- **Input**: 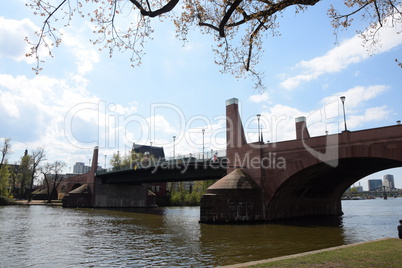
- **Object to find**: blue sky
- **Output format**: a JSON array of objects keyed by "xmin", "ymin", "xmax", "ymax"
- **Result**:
[{"xmin": 1, "ymin": 1, "xmax": 402, "ymax": 190}]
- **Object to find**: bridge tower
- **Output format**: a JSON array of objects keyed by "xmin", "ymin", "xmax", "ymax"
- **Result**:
[{"xmin": 200, "ymin": 98, "xmax": 265, "ymax": 223}]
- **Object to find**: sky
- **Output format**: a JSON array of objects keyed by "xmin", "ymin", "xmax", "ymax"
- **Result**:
[{"xmin": 1, "ymin": 1, "xmax": 402, "ymax": 190}]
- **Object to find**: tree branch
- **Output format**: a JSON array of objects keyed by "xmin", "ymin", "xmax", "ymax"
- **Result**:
[
  {"xmin": 245, "ymin": 20, "xmax": 266, "ymax": 71},
  {"xmin": 128, "ymin": 0, "xmax": 180, "ymax": 17},
  {"xmin": 332, "ymin": 2, "xmax": 370, "ymax": 21},
  {"xmin": 373, "ymin": 0, "xmax": 383, "ymax": 27},
  {"xmin": 218, "ymin": 0, "xmax": 244, "ymax": 37},
  {"xmin": 199, "ymin": 22, "xmax": 220, "ymax": 31},
  {"xmin": 219, "ymin": 0, "xmax": 320, "ymax": 34},
  {"xmin": 36, "ymin": 0, "xmax": 68, "ymax": 52}
]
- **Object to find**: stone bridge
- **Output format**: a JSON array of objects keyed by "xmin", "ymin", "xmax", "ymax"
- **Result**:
[
  {"xmin": 59, "ymin": 148, "xmax": 226, "ymax": 208},
  {"xmin": 199, "ymin": 98, "xmax": 402, "ymax": 223}
]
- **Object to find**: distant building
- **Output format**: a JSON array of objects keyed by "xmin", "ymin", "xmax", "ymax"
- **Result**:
[
  {"xmin": 356, "ymin": 186, "xmax": 363, "ymax": 193},
  {"xmin": 383, "ymin": 174, "xmax": 395, "ymax": 190},
  {"xmin": 73, "ymin": 162, "xmax": 85, "ymax": 174},
  {"xmin": 368, "ymin": 179, "xmax": 382, "ymax": 191},
  {"xmin": 83, "ymin": 165, "xmax": 91, "ymax": 173},
  {"xmin": 132, "ymin": 143, "xmax": 167, "ymax": 196},
  {"xmin": 132, "ymin": 143, "xmax": 165, "ymax": 160}
]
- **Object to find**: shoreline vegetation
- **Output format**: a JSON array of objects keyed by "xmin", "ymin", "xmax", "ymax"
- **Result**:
[
  {"xmin": 0, "ymin": 196, "xmax": 16, "ymax": 205},
  {"xmin": 222, "ymin": 238, "xmax": 402, "ymax": 268}
]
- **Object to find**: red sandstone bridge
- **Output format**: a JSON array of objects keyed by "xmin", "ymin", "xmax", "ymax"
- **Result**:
[{"xmin": 60, "ymin": 98, "xmax": 402, "ymax": 223}]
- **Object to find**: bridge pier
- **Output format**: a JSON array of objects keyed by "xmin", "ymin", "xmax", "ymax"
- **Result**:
[
  {"xmin": 200, "ymin": 169, "xmax": 264, "ymax": 223},
  {"xmin": 61, "ymin": 147, "xmax": 156, "ymax": 208},
  {"xmin": 93, "ymin": 177, "xmax": 155, "ymax": 208}
]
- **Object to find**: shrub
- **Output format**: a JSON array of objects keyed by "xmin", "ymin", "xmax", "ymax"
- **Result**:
[{"xmin": 0, "ymin": 195, "xmax": 14, "ymax": 205}]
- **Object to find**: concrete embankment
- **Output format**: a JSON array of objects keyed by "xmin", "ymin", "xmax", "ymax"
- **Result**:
[{"xmin": 14, "ymin": 200, "xmax": 62, "ymax": 206}]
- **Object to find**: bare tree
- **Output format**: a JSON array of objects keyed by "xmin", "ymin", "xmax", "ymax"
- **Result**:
[
  {"xmin": 50, "ymin": 161, "xmax": 66, "ymax": 202},
  {"xmin": 0, "ymin": 138, "xmax": 12, "ymax": 198},
  {"xmin": 41, "ymin": 161, "xmax": 66, "ymax": 203},
  {"xmin": 28, "ymin": 148, "xmax": 46, "ymax": 202},
  {"xmin": 0, "ymin": 138, "xmax": 11, "ymax": 170},
  {"xmin": 40, "ymin": 163, "xmax": 53, "ymax": 202},
  {"xmin": 26, "ymin": 0, "xmax": 402, "ymax": 89}
]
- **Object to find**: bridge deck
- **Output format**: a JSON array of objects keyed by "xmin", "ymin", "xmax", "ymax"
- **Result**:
[{"xmin": 96, "ymin": 159, "xmax": 227, "ymax": 184}]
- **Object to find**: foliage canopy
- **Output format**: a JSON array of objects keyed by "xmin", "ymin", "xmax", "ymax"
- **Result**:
[{"xmin": 26, "ymin": 0, "xmax": 402, "ymax": 89}]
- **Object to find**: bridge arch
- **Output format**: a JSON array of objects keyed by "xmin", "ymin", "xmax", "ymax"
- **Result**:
[
  {"xmin": 266, "ymin": 157, "xmax": 402, "ymax": 220},
  {"xmin": 60, "ymin": 185, "xmax": 67, "ymax": 194},
  {"xmin": 71, "ymin": 183, "xmax": 82, "ymax": 192}
]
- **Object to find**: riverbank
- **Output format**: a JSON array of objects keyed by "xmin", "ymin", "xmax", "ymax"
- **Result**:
[
  {"xmin": 221, "ymin": 238, "xmax": 401, "ymax": 267},
  {"xmin": 13, "ymin": 200, "xmax": 62, "ymax": 206}
]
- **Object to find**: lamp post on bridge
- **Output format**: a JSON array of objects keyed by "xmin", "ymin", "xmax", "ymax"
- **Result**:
[
  {"xmin": 104, "ymin": 154, "xmax": 107, "ymax": 170},
  {"xmin": 340, "ymin": 96, "xmax": 348, "ymax": 131},
  {"xmin": 173, "ymin": 136, "xmax": 176, "ymax": 160},
  {"xmin": 202, "ymin": 129, "xmax": 205, "ymax": 160},
  {"xmin": 257, "ymin": 114, "xmax": 261, "ymax": 142}
]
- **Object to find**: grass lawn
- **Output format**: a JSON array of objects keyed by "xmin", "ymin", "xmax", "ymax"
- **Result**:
[{"xmin": 226, "ymin": 238, "xmax": 402, "ymax": 268}]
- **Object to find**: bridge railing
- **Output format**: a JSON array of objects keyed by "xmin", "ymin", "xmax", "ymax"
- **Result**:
[
  {"xmin": 97, "ymin": 149, "xmax": 226, "ymax": 175},
  {"xmin": 165, "ymin": 149, "xmax": 226, "ymax": 162}
]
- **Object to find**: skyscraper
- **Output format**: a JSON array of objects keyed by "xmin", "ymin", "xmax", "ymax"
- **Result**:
[
  {"xmin": 383, "ymin": 174, "xmax": 395, "ymax": 190},
  {"xmin": 73, "ymin": 162, "xmax": 85, "ymax": 174},
  {"xmin": 368, "ymin": 179, "xmax": 382, "ymax": 191}
]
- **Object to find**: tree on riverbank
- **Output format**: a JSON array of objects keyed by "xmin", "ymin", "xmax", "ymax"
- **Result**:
[
  {"xmin": 0, "ymin": 138, "xmax": 12, "ymax": 198},
  {"xmin": 18, "ymin": 151, "xmax": 32, "ymax": 197},
  {"xmin": 26, "ymin": 0, "xmax": 402, "ymax": 89},
  {"xmin": 110, "ymin": 150, "xmax": 155, "ymax": 170},
  {"xmin": 168, "ymin": 180, "xmax": 215, "ymax": 206},
  {"xmin": 41, "ymin": 160, "xmax": 66, "ymax": 202},
  {"xmin": 27, "ymin": 148, "xmax": 46, "ymax": 202},
  {"xmin": 0, "ymin": 164, "xmax": 11, "ymax": 198},
  {"xmin": 0, "ymin": 138, "xmax": 11, "ymax": 170}
]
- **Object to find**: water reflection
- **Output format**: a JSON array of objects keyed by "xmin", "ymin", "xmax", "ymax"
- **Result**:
[
  {"xmin": 0, "ymin": 198, "xmax": 401, "ymax": 267},
  {"xmin": 199, "ymin": 218, "xmax": 346, "ymax": 265}
]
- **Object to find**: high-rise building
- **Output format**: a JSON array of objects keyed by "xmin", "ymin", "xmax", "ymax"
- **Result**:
[
  {"xmin": 383, "ymin": 174, "xmax": 395, "ymax": 190},
  {"xmin": 368, "ymin": 179, "xmax": 382, "ymax": 191},
  {"xmin": 73, "ymin": 162, "xmax": 85, "ymax": 174}
]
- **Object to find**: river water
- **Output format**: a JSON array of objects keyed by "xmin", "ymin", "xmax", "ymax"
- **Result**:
[{"xmin": 1, "ymin": 198, "xmax": 401, "ymax": 267}]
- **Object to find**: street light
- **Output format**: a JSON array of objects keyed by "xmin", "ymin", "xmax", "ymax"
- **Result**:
[
  {"xmin": 202, "ymin": 129, "xmax": 205, "ymax": 160},
  {"xmin": 150, "ymin": 142, "xmax": 153, "ymax": 158},
  {"xmin": 340, "ymin": 96, "xmax": 347, "ymax": 131},
  {"xmin": 173, "ymin": 136, "xmax": 176, "ymax": 160},
  {"xmin": 104, "ymin": 154, "xmax": 107, "ymax": 170},
  {"xmin": 257, "ymin": 114, "xmax": 261, "ymax": 142}
]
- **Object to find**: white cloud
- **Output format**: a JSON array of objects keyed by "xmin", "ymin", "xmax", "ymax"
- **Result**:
[
  {"xmin": 280, "ymin": 16, "xmax": 402, "ymax": 90},
  {"xmin": 0, "ymin": 91, "xmax": 19, "ymax": 117},
  {"xmin": 62, "ymin": 30, "xmax": 100, "ymax": 75},
  {"xmin": 249, "ymin": 92, "xmax": 270, "ymax": 103},
  {"xmin": 258, "ymin": 104, "xmax": 305, "ymax": 142},
  {"xmin": 0, "ymin": 73, "xmax": 101, "ymax": 167},
  {"xmin": 348, "ymin": 106, "xmax": 390, "ymax": 128},
  {"xmin": 321, "ymin": 85, "xmax": 389, "ymax": 109},
  {"xmin": 152, "ymin": 114, "xmax": 177, "ymax": 134},
  {"xmin": 257, "ymin": 85, "xmax": 390, "ymax": 142},
  {"xmin": 0, "ymin": 16, "xmax": 99, "ymax": 74},
  {"xmin": 0, "ymin": 17, "xmax": 41, "ymax": 63}
]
